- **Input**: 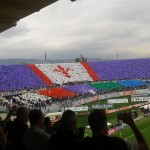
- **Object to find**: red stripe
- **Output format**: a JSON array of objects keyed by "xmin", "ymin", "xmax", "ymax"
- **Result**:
[
  {"xmin": 28, "ymin": 64, "xmax": 53, "ymax": 86},
  {"xmin": 80, "ymin": 62, "xmax": 99, "ymax": 81}
]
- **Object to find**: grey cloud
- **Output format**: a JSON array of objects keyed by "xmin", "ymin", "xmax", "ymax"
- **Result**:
[
  {"xmin": 0, "ymin": 0, "xmax": 150, "ymax": 60},
  {"xmin": 109, "ymin": 0, "xmax": 150, "ymax": 23},
  {"xmin": 0, "ymin": 24, "xmax": 30, "ymax": 39}
]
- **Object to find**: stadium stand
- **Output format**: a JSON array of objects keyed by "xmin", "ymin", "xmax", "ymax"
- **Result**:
[
  {"xmin": 28, "ymin": 64, "xmax": 53, "ymax": 86},
  {"xmin": 0, "ymin": 64, "xmax": 45, "ymax": 91},
  {"xmin": 1, "ymin": 59, "xmax": 150, "ymax": 92},
  {"xmin": 0, "ymin": 59, "xmax": 150, "ymax": 150},
  {"xmin": 118, "ymin": 80, "xmax": 147, "ymax": 88},
  {"xmin": 80, "ymin": 62, "xmax": 99, "ymax": 81},
  {"xmin": 89, "ymin": 58, "xmax": 150, "ymax": 80}
]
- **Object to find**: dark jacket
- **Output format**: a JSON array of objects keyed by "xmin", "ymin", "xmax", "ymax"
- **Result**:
[
  {"xmin": 80, "ymin": 135, "xmax": 128, "ymax": 150},
  {"xmin": 48, "ymin": 128, "xmax": 80, "ymax": 150},
  {"xmin": 7, "ymin": 119, "xmax": 28, "ymax": 150}
]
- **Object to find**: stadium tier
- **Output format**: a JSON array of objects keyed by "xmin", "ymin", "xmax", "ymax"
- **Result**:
[
  {"xmin": 0, "ymin": 59, "xmax": 150, "ymax": 92},
  {"xmin": 0, "ymin": 64, "xmax": 46, "ymax": 91},
  {"xmin": 89, "ymin": 58, "xmax": 150, "ymax": 80}
]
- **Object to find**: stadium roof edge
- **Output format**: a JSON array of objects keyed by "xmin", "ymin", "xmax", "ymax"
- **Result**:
[{"xmin": 0, "ymin": 0, "xmax": 58, "ymax": 33}]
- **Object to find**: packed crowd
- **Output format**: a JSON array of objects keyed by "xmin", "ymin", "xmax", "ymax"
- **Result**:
[
  {"xmin": 0, "ymin": 64, "xmax": 46, "ymax": 92},
  {"xmin": 1, "ymin": 59, "xmax": 150, "ymax": 92},
  {"xmin": 0, "ymin": 107, "xmax": 149, "ymax": 150},
  {"xmin": 0, "ymin": 93, "xmax": 53, "ymax": 115},
  {"xmin": 0, "ymin": 80, "xmax": 148, "ymax": 114},
  {"xmin": 89, "ymin": 58, "xmax": 150, "ymax": 81}
]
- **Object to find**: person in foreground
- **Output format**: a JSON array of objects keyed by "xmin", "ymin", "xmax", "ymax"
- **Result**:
[
  {"xmin": 48, "ymin": 110, "xmax": 84, "ymax": 150},
  {"xmin": 6, "ymin": 107, "xmax": 29, "ymax": 150},
  {"xmin": 23, "ymin": 109, "xmax": 51, "ymax": 150},
  {"xmin": 80, "ymin": 109, "xmax": 149, "ymax": 150}
]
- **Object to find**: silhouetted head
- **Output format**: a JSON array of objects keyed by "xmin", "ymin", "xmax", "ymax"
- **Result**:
[
  {"xmin": 29, "ymin": 109, "xmax": 44, "ymax": 129},
  {"xmin": 16, "ymin": 107, "xmax": 29, "ymax": 123},
  {"xmin": 88, "ymin": 109, "xmax": 107, "ymax": 135},
  {"xmin": 61, "ymin": 110, "xmax": 77, "ymax": 130}
]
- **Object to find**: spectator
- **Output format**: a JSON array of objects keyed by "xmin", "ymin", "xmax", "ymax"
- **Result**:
[
  {"xmin": 80, "ymin": 109, "xmax": 149, "ymax": 150},
  {"xmin": 23, "ymin": 109, "xmax": 51, "ymax": 150},
  {"xmin": 48, "ymin": 110, "xmax": 83, "ymax": 150},
  {"xmin": 44, "ymin": 117, "xmax": 55, "ymax": 135},
  {"xmin": 6, "ymin": 107, "xmax": 29, "ymax": 150}
]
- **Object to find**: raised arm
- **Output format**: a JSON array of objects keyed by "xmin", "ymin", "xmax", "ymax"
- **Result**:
[{"xmin": 121, "ymin": 110, "xmax": 149, "ymax": 150}]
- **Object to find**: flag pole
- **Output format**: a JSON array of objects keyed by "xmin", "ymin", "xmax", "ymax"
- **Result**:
[{"xmin": 45, "ymin": 51, "xmax": 47, "ymax": 63}]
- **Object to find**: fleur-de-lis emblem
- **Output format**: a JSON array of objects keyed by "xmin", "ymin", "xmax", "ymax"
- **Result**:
[{"xmin": 53, "ymin": 65, "xmax": 71, "ymax": 78}]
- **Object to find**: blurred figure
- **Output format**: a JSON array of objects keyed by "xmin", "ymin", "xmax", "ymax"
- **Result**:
[
  {"xmin": 0, "ymin": 127, "xmax": 7, "ymax": 150},
  {"xmin": 0, "ymin": 116, "xmax": 3, "ymax": 124},
  {"xmin": 80, "ymin": 109, "xmax": 148, "ymax": 150},
  {"xmin": 23, "ymin": 109, "xmax": 51, "ymax": 150},
  {"xmin": 44, "ymin": 117, "xmax": 55, "ymax": 135},
  {"xmin": 6, "ymin": 107, "xmax": 29, "ymax": 150}
]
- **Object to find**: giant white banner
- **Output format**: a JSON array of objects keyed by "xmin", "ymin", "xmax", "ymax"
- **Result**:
[{"xmin": 35, "ymin": 63, "xmax": 93, "ymax": 84}]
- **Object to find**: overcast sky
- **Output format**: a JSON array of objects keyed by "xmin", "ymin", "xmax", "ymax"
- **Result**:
[{"xmin": 0, "ymin": 0, "xmax": 150, "ymax": 60}]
